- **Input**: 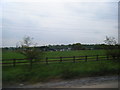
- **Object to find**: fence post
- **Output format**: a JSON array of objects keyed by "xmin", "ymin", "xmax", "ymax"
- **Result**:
[
  {"xmin": 85, "ymin": 56, "xmax": 87, "ymax": 62},
  {"xmin": 46, "ymin": 57, "xmax": 48, "ymax": 64},
  {"xmin": 73, "ymin": 56, "xmax": 75, "ymax": 63},
  {"xmin": 60, "ymin": 57, "xmax": 62, "ymax": 62},
  {"xmin": 13, "ymin": 59, "xmax": 16, "ymax": 67},
  {"xmin": 96, "ymin": 55, "xmax": 99, "ymax": 61}
]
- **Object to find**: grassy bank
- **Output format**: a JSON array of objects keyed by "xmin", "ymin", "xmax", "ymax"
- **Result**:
[{"xmin": 3, "ymin": 60, "xmax": 119, "ymax": 84}]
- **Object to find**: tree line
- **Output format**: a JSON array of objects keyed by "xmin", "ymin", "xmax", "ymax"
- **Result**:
[
  {"xmin": 2, "ymin": 36, "xmax": 120, "ymax": 60},
  {"xmin": 2, "ymin": 43, "xmax": 115, "ymax": 51}
]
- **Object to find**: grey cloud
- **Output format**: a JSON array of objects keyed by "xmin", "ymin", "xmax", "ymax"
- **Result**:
[{"xmin": 2, "ymin": 2, "xmax": 118, "ymax": 47}]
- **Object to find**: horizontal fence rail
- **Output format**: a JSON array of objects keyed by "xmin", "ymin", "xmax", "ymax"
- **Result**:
[{"xmin": 1, "ymin": 55, "xmax": 115, "ymax": 67}]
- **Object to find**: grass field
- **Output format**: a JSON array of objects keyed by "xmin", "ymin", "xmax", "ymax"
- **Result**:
[
  {"xmin": 3, "ymin": 61, "xmax": 119, "ymax": 84},
  {"xmin": 3, "ymin": 50, "xmax": 106, "ymax": 59},
  {"xmin": 2, "ymin": 50, "xmax": 119, "ymax": 84},
  {"xmin": 2, "ymin": 50, "xmax": 107, "ymax": 65}
]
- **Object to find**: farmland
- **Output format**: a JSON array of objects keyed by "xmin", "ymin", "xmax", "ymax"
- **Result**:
[
  {"xmin": 2, "ymin": 50, "xmax": 107, "ymax": 65},
  {"xmin": 3, "ymin": 50, "xmax": 106, "ymax": 59},
  {"xmin": 2, "ymin": 50, "xmax": 119, "ymax": 85}
]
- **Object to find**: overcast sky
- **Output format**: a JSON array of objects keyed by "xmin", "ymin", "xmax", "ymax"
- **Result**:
[{"xmin": 1, "ymin": 0, "xmax": 119, "ymax": 47}]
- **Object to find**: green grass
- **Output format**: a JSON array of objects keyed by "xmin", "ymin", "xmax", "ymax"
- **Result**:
[
  {"xmin": 2, "ymin": 51, "xmax": 25, "ymax": 59},
  {"xmin": 2, "ymin": 50, "xmax": 107, "ymax": 65},
  {"xmin": 46, "ymin": 50, "xmax": 106, "ymax": 57},
  {"xmin": 3, "ymin": 50, "xmax": 119, "ymax": 84},
  {"xmin": 3, "ymin": 50, "xmax": 106, "ymax": 59},
  {"xmin": 3, "ymin": 60, "xmax": 119, "ymax": 84}
]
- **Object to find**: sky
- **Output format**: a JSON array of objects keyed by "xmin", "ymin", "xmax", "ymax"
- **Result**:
[{"xmin": 1, "ymin": 0, "xmax": 119, "ymax": 47}]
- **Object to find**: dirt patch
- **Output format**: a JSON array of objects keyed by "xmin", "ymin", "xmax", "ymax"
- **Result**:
[
  {"xmin": 4, "ymin": 75, "xmax": 118, "ymax": 88},
  {"xmin": 79, "ymin": 81, "xmax": 118, "ymax": 88}
]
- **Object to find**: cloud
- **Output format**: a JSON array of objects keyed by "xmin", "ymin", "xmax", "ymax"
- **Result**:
[
  {"xmin": 2, "ymin": 2, "xmax": 118, "ymax": 47},
  {"xmin": 2, "ymin": 0, "xmax": 120, "ymax": 3}
]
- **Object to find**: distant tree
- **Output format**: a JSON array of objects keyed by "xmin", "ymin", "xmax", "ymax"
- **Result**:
[
  {"xmin": 39, "ymin": 46, "xmax": 50, "ymax": 51},
  {"xmin": 93, "ymin": 44, "xmax": 106, "ymax": 50},
  {"xmin": 71, "ymin": 43, "xmax": 84, "ymax": 50},
  {"xmin": 17, "ymin": 36, "xmax": 44, "ymax": 60}
]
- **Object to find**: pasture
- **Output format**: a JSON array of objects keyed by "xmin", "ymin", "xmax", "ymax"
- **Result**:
[
  {"xmin": 3, "ymin": 50, "xmax": 106, "ymax": 59},
  {"xmin": 2, "ymin": 50, "xmax": 107, "ymax": 65},
  {"xmin": 2, "ymin": 50, "xmax": 119, "ymax": 84}
]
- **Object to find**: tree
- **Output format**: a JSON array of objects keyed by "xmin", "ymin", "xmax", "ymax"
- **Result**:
[
  {"xmin": 71, "ymin": 43, "xmax": 84, "ymax": 50},
  {"xmin": 104, "ymin": 36, "xmax": 120, "ymax": 59},
  {"xmin": 17, "ymin": 36, "xmax": 44, "ymax": 60},
  {"xmin": 104, "ymin": 36, "xmax": 116, "ymax": 45}
]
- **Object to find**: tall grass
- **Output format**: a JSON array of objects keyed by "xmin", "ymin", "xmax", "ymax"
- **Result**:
[{"xmin": 3, "ymin": 60, "xmax": 119, "ymax": 84}]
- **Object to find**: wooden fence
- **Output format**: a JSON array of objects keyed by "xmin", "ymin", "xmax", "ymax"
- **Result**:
[{"xmin": 1, "ymin": 55, "xmax": 113, "ymax": 67}]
